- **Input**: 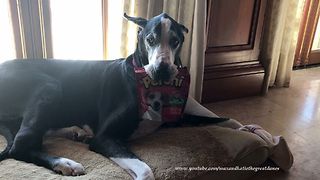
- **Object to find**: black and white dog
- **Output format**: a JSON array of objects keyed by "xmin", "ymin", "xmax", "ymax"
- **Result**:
[{"xmin": 0, "ymin": 13, "xmax": 241, "ymax": 179}]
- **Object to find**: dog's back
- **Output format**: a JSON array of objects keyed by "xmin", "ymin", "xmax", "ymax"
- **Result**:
[{"xmin": 0, "ymin": 58, "xmax": 119, "ymax": 129}]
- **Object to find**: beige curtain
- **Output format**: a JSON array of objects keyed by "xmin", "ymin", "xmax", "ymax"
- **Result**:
[
  {"xmin": 104, "ymin": 0, "xmax": 206, "ymax": 102},
  {"xmin": 260, "ymin": 0, "xmax": 304, "ymax": 93}
]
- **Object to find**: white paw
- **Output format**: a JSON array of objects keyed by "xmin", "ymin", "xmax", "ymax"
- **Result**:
[
  {"xmin": 110, "ymin": 157, "xmax": 155, "ymax": 180},
  {"xmin": 138, "ymin": 166, "xmax": 155, "ymax": 180},
  {"xmin": 53, "ymin": 158, "xmax": 86, "ymax": 176}
]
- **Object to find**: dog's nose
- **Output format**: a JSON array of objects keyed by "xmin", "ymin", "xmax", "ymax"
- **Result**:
[
  {"xmin": 154, "ymin": 102, "xmax": 161, "ymax": 111},
  {"xmin": 157, "ymin": 61, "xmax": 169, "ymax": 71},
  {"xmin": 154, "ymin": 62, "xmax": 170, "ymax": 81}
]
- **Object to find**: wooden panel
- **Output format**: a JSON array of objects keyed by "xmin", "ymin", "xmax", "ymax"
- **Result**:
[
  {"xmin": 205, "ymin": 50, "xmax": 252, "ymax": 66},
  {"xmin": 202, "ymin": 0, "xmax": 266, "ymax": 103},
  {"xmin": 205, "ymin": 0, "xmax": 266, "ymax": 66},
  {"xmin": 202, "ymin": 67, "xmax": 264, "ymax": 103},
  {"xmin": 207, "ymin": 0, "xmax": 255, "ymax": 47},
  {"xmin": 309, "ymin": 50, "xmax": 320, "ymax": 64}
]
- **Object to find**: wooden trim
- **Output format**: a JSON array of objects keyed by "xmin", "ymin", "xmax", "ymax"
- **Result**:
[
  {"xmin": 38, "ymin": 0, "xmax": 47, "ymax": 58},
  {"xmin": 39, "ymin": 0, "xmax": 53, "ymax": 59},
  {"xmin": 306, "ymin": 0, "xmax": 320, "ymax": 62},
  {"xmin": 294, "ymin": 0, "xmax": 320, "ymax": 66},
  {"xmin": 102, "ymin": 0, "xmax": 108, "ymax": 60},
  {"xmin": 8, "ymin": 0, "xmax": 51, "ymax": 59},
  {"xmin": 204, "ymin": 60, "xmax": 261, "ymax": 71},
  {"xmin": 9, "ymin": 0, "xmax": 24, "ymax": 59},
  {"xmin": 294, "ymin": 0, "xmax": 311, "ymax": 66},
  {"xmin": 204, "ymin": 61, "xmax": 264, "ymax": 80},
  {"xmin": 253, "ymin": 0, "xmax": 267, "ymax": 62}
]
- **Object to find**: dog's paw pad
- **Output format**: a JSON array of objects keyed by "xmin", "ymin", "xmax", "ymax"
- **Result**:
[
  {"xmin": 71, "ymin": 126, "xmax": 87, "ymax": 142},
  {"xmin": 54, "ymin": 158, "xmax": 86, "ymax": 176},
  {"xmin": 71, "ymin": 126, "xmax": 93, "ymax": 143}
]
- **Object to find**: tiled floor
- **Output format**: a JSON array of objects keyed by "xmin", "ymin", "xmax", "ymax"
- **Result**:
[{"xmin": 203, "ymin": 66, "xmax": 320, "ymax": 180}]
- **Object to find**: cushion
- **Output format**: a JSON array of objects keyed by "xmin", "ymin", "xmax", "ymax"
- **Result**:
[{"xmin": 0, "ymin": 125, "xmax": 268, "ymax": 179}]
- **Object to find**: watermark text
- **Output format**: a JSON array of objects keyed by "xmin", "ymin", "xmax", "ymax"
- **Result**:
[{"xmin": 175, "ymin": 166, "xmax": 280, "ymax": 172}]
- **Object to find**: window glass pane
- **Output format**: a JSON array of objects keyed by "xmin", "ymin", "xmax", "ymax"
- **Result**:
[
  {"xmin": 106, "ymin": 0, "xmax": 122, "ymax": 60},
  {"xmin": 0, "ymin": 1, "xmax": 16, "ymax": 63},
  {"xmin": 312, "ymin": 15, "xmax": 320, "ymax": 50},
  {"xmin": 50, "ymin": 0, "xmax": 103, "ymax": 60}
]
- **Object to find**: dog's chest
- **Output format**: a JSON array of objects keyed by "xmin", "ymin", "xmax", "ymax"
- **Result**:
[{"xmin": 128, "ymin": 119, "xmax": 163, "ymax": 141}]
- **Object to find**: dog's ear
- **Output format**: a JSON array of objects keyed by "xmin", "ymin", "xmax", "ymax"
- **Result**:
[
  {"xmin": 144, "ymin": 90, "xmax": 150, "ymax": 98},
  {"xmin": 124, "ymin": 13, "xmax": 147, "ymax": 29},
  {"xmin": 179, "ymin": 24, "xmax": 188, "ymax": 33}
]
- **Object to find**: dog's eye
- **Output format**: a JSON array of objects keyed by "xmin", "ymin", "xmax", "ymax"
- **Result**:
[
  {"xmin": 171, "ymin": 38, "xmax": 180, "ymax": 48},
  {"xmin": 149, "ymin": 95, "xmax": 155, "ymax": 99},
  {"xmin": 147, "ymin": 36, "xmax": 155, "ymax": 46}
]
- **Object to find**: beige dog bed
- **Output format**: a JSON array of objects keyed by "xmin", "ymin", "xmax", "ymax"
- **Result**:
[{"xmin": 0, "ymin": 125, "xmax": 269, "ymax": 180}]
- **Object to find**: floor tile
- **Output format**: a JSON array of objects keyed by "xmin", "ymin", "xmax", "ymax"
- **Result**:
[
  {"xmin": 295, "ymin": 124, "xmax": 320, "ymax": 146},
  {"xmin": 265, "ymin": 88, "xmax": 319, "ymax": 113},
  {"xmin": 264, "ymin": 109, "xmax": 320, "ymax": 133},
  {"xmin": 204, "ymin": 67, "xmax": 320, "ymax": 180},
  {"xmin": 204, "ymin": 97, "xmax": 285, "ymax": 121},
  {"xmin": 237, "ymin": 115, "xmax": 285, "ymax": 136},
  {"xmin": 255, "ymin": 157, "xmax": 320, "ymax": 180}
]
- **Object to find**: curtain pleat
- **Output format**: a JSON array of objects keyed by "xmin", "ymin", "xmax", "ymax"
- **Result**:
[{"xmin": 260, "ymin": 0, "xmax": 304, "ymax": 93}]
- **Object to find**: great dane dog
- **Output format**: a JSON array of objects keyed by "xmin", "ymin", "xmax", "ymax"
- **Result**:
[{"xmin": 0, "ymin": 13, "xmax": 241, "ymax": 180}]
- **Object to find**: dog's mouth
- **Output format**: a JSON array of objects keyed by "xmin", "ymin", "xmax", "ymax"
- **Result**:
[
  {"xmin": 152, "ymin": 102, "xmax": 162, "ymax": 111},
  {"xmin": 152, "ymin": 106, "xmax": 161, "ymax": 111},
  {"xmin": 154, "ymin": 62, "xmax": 171, "ymax": 81},
  {"xmin": 144, "ymin": 62, "xmax": 178, "ymax": 82}
]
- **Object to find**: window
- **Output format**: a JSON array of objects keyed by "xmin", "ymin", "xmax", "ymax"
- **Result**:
[
  {"xmin": 2, "ymin": 0, "xmax": 125, "ymax": 61},
  {"xmin": 0, "ymin": 0, "xmax": 16, "ymax": 63},
  {"xmin": 312, "ymin": 15, "xmax": 320, "ymax": 50},
  {"xmin": 50, "ymin": 0, "xmax": 103, "ymax": 60},
  {"xmin": 105, "ymin": 0, "xmax": 122, "ymax": 60}
]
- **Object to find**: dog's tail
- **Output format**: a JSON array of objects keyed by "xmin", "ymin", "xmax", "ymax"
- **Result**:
[{"xmin": 0, "ymin": 124, "xmax": 14, "ymax": 161}]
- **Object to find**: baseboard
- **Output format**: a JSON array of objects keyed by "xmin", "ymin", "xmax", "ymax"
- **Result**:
[{"xmin": 201, "ymin": 63, "xmax": 265, "ymax": 103}]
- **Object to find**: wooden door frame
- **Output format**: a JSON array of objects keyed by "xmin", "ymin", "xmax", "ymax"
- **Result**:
[{"xmin": 294, "ymin": 0, "xmax": 320, "ymax": 66}]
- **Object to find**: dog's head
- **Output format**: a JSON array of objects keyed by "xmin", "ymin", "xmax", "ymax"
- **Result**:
[
  {"xmin": 144, "ymin": 90, "xmax": 168, "ymax": 111},
  {"xmin": 124, "ymin": 13, "xmax": 188, "ymax": 82}
]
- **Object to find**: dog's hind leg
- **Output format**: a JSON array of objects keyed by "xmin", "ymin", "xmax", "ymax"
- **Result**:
[
  {"xmin": 89, "ymin": 136, "xmax": 154, "ymax": 180},
  {"xmin": 44, "ymin": 126, "xmax": 94, "ymax": 143},
  {"xmin": 181, "ymin": 96, "xmax": 243, "ymax": 129},
  {"xmin": 8, "ymin": 76, "xmax": 85, "ymax": 176}
]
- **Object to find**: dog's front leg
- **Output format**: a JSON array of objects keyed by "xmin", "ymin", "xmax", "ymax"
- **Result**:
[
  {"xmin": 9, "ymin": 127, "xmax": 86, "ymax": 176},
  {"xmin": 89, "ymin": 136, "xmax": 154, "ymax": 180},
  {"xmin": 182, "ymin": 96, "xmax": 243, "ymax": 129}
]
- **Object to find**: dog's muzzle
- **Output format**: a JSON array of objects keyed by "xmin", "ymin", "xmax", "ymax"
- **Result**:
[
  {"xmin": 153, "ymin": 102, "xmax": 161, "ymax": 111},
  {"xmin": 154, "ymin": 62, "xmax": 171, "ymax": 81}
]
